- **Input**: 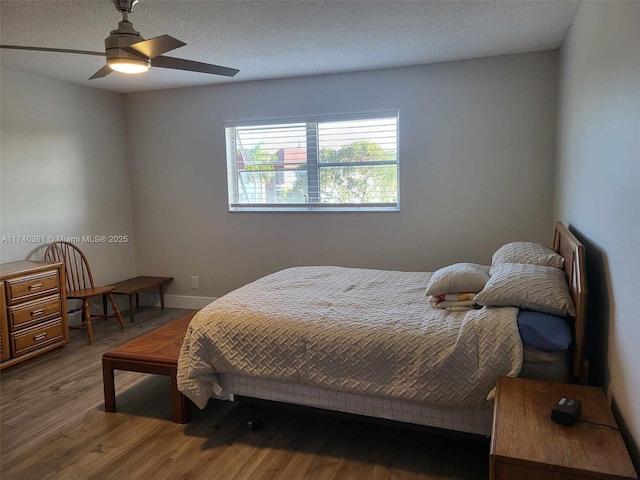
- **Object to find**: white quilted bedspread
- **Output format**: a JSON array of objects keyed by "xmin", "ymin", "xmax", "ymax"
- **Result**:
[{"xmin": 177, "ymin": 266, "xmax": 522, "ymax": 409}]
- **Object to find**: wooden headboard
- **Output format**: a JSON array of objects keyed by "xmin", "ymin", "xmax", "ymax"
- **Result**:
[{"xmin": 553, "ymin": 221, "xmax": 588, "ymax": 384}]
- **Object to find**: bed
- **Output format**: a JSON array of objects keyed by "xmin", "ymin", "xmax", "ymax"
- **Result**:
[{"xmin": 177, "ymin": 222, "xmax": 587, "ymax": 436}]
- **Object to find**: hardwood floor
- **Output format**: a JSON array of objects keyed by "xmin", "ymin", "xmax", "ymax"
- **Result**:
[{"xmin": 1, "ymin": 307, "xmax": 489, "ymax": 480}]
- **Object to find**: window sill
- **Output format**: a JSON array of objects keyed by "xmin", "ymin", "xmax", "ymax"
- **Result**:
[{"xmin": 229, "ymin": 204, "xmax": 399, "ymax": 213}]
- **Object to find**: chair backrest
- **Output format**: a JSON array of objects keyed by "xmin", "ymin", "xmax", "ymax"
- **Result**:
[{"xmin": 44, "ymin": 241, "xmax": 95, "ymax": 292}]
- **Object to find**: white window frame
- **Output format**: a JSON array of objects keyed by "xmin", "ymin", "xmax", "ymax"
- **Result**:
[{"xmin": 225, "ymin": 111, "xmax": 400, "ymax": 212}]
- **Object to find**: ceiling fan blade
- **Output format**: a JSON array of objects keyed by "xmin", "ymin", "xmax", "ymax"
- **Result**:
[
  {"xmin": 89, "ymin": 65, "xmax": 112, "ymax": 80},
  {"xmin": 126, "ymin": 35, "xmax": 186, "ymax": 59},
  {"xmin": 1, "ymin": 45, "xmax": 105, "ymax": 56},
  {"xmin": 152, "ymin": 56, "xmax": 239, "ymax": 77}
]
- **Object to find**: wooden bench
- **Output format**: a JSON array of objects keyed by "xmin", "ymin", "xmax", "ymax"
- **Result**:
[
  {"xmin": 110, "ymin": 276, "xmax": 173, "ymax": 323},
  {"xmin": 102, "ymin": 311, "xmax": 196, "ymax": 424}
]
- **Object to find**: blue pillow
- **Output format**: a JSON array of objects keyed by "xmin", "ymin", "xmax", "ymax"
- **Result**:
[{"xmin": 517, "ymin": 310, "xmax": 572, "ymax": 352}]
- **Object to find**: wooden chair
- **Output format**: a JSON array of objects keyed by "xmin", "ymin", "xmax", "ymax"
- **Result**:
[{"xmin": 44, "ymin": 241, "xmax": 125, "ymax": 344}]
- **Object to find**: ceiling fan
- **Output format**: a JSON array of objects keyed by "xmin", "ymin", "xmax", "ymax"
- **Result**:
[{"xmin": 0, "ymin": 0, "xmax": 239, "ymax": 80}]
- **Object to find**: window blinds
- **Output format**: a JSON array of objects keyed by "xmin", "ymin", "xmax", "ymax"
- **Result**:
[{"xmin": 226, "ymin": 113, "xmax": 399, "ymax": 211}]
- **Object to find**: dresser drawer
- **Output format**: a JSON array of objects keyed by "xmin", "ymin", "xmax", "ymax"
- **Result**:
[
  {"xmin": 6, "ymin": 270, "xmax": 60, "ymax": 304},
  {"xmin": 9, "ymin": 294, "xmax": 62, "ymax": 331},
  {"xmin": 11, "ymin": 318, "xmax": 64, "ymax": 357}
]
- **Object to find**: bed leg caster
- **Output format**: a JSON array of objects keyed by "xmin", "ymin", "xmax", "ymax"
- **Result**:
[
  {"xmin": 247, "ymin": 419, "xmax": 262, "ymax": 431},
  {"xmin": 247, "ymin": 403, "xmax": 262, "ymax": 431}
]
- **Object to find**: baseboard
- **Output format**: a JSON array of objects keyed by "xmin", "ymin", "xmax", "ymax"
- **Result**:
[
  {"xmin": 137, "ymin": 293, "xmax": 216, "ymax": 310},
  {"xmin": 69, "ymin": 294, "xmax": 215, "ymax": 325}
]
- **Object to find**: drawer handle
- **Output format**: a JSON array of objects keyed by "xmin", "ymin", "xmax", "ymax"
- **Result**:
[
  {"xmin": 33, "ymin": 333, "xmax": 47, "ymax": 341},
  {"xmin": 29, "ymin": 283, "xmax": 43, "ymax": 291},
  {"xmin": 31, "ymin": 309, "xmax": 45, "ymax": 317}
]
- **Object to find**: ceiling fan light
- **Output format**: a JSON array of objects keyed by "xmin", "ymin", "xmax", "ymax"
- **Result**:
[{"xmin": 108, "ymin": 57, "xmax": 150, "ymax": 74}]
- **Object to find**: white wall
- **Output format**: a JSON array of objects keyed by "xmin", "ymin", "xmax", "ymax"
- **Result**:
[
  {"xmin": 0, "ymin": 68, "xmax": 137, "ymax": 288},
  {"xmin": 126, "ymin": 51, "xmax": 559, "ymax": 298},
  {"xmin": 555, "ymin": 0, "xmax": 640, "ymax": 459}
]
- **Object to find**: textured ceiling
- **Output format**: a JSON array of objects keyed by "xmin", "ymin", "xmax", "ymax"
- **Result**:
[{"xmin": 0, "ymin": 0, "xmax": 580, "ymax": 93}]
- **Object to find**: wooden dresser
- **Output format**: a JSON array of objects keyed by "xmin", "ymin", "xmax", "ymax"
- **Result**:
[
  {"xmin": 0, "ymin": 261, "xmax": 69, "ymax": 370},
  {"xmin": 491, "ymin": 376, "xmax": 637, "ymax": 480}
]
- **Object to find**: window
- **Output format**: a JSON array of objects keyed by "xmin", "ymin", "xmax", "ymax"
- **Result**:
[{"xmin": 225, "ymin": 112, "xmax": 399, "ymax": 211}]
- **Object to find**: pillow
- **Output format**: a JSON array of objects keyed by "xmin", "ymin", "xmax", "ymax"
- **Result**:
[
  {"xmin": 517, "ymin": 310, "xmax": 572, "ymax": 352},
  {"xmin": 492, "ymin": 241, "xmax": 564, "ymax": 269},
  {"xmin": 474, "ymin": 263, "xmax": 576, "ymax": 317},
  {"xmin": 425, "ymin": 263, "xmax": 490, "ymax": 296}
]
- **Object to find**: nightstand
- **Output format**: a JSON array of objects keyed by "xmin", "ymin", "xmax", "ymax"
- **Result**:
[{"xmin": 490, "ymin": 376, "xmax": 637, "ymax": 480}]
